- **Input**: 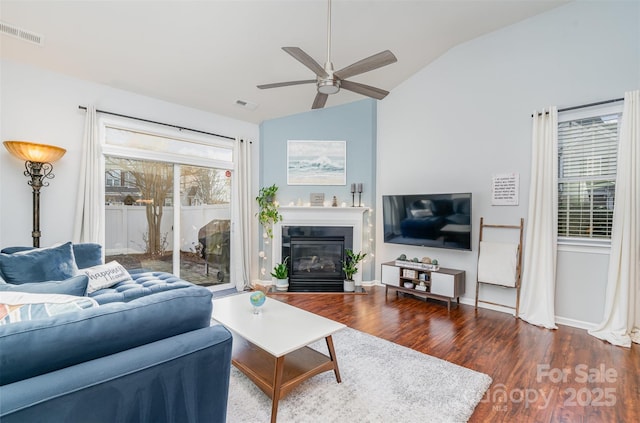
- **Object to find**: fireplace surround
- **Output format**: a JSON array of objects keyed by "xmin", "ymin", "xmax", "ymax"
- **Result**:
[{"xmin": 272, "ymin": 207, "xmax": 368, "ymax": 291}]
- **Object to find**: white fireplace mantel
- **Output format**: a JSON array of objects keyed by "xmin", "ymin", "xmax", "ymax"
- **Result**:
[{"xmin": 271, "ymin": 206, "xmax": 369, "ymax": 283}]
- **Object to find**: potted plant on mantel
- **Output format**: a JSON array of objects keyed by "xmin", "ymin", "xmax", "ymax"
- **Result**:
[
  {"xmin": 256, "ymin": 184, "xmax": 283, "ymax": 239},
  {"xmin": 271, "ymin": 256, "xmax": 289, "ymax": 292},
  {"xmin": 342, "ymin": 249, "xmax": 366, "ymax": 292}
]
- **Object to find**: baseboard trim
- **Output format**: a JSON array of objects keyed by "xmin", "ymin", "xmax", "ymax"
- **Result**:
[{"xmin": 554, "ymin": 316, "xmax": 597, "ymax": 331}]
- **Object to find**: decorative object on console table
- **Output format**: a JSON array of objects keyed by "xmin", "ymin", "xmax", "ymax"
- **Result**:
[
  {"xmin": 256, "ymin": 184, "xmax": 282, "ymax": 239},
  {"xmin": 394, "ymin": 259, "xmax": 439, "ymax": 272},
  {"xmin": 402, "ymin": 269, "xmax": 417, "ymax": 279},
  {"xmin": 342, "ymin": 249, "xmax": 366, "ymax": 292},
  {"xmin": 271, "ymin": 256, "xmax": 290, "ymax": 292},
  {"xmin": 3, "ymin": 140, "xmax": 66, "ymax": 247}
]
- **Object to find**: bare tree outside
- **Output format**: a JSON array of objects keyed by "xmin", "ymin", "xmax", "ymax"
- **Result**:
[
  {"xmin": 106, "ymin": 157, "xmax": 173, "ymax": 256},
  {"xmin": 180, "ymin": 167, "xmax": 230, "ymax": 205}
]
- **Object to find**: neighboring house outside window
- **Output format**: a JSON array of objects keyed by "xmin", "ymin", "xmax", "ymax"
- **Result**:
[{"xmin": 557, "ymin": 105, "xmax": 622, "ymax": 246}]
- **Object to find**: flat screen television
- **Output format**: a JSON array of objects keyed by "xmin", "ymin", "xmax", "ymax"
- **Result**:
[{"xmin": 382, "ymin": 193, "xmax": 472, "ymax": 251}]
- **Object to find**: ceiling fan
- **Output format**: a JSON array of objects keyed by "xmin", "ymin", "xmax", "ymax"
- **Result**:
[{"xmin": 257, "ymin": 0, "xmax": 397, "ymax": 109}]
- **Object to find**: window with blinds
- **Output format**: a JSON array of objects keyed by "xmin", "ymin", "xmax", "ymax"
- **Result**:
[{"xmin": 558, "ymin": 111, "xmax": 620, "ymax": 241}]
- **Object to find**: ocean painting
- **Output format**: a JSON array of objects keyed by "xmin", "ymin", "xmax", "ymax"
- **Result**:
[{"xmin": 287, "ymin": 140, "xmax": 346, "ymax": 185}]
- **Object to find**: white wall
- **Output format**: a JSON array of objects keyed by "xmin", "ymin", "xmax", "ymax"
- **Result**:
[
  {"xmin": 377, "ymin": 1, "xmax": 639, "ymax": 326},
  {"xmin": 0, "ymin": 59, "xmax": 259, "ymax": 250}
]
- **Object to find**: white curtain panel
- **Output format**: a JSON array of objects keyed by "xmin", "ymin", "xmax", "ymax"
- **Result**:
[
  {"xmin": 519, "ymin": 107, "xmax": 558, "ymax": 329},
  {"xmin": 589, "ymin": 90, "xmax": 640, "ymax": 347},
  {"xmin": 230, "ymin": 138, "xmax": 253, "ymax": 291},
  {"xmin": 73, "ymin": 106, "xmax": 104, "ymax": 246}
]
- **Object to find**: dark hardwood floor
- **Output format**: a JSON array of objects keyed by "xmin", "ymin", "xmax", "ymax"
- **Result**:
[{"xmin": 268, "ymin": 286, "xmax": 639, "ymax": 423}]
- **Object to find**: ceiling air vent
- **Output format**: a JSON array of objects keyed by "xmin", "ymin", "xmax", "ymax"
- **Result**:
[
  {"xmin": 0, "ymin": 21, "xmax": 44, "ymax": 46},
  {"xmin": 235, "ymin": 99, "xmax": 258, "ymax": 111}
]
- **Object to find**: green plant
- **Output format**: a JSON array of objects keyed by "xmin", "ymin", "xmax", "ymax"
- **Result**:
[
  {"xmin": 342, "ymin": 249, "xmax": 366, "ymax": 281},
  {"xmin": 256, "ymin": 184, "xmax": 282, "ymax": 238},
  {"xmin": 270, "ymin": 256, "xmax": 289, "ymax": 279}
]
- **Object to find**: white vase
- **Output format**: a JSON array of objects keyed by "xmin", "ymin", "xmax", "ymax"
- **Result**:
[
  {"xmin": 275, "ymin": 278, "xmax": 289, "ymax": 291},
  {"xmin": 344, "ymin": 279, "xmax": 356, "ymax": 292}
]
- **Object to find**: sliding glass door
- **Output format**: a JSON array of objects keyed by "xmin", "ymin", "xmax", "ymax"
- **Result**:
[
  {"xmin": 178, "ymin": 165, "xmax": 231, "ymax": 286},
  {"xmin": 102, "ymin": 120, "xmax": 234, "ymax": 289}
]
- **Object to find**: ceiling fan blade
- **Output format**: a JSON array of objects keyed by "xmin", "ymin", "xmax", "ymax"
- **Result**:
[
  {"xmin": 340, "ymin": 80, "xmax": 390, "ymax": 100},
  {"xmin": 312, "ymin": 92, "xmax": 329, "ymax": 109},
  {"xmin": 334, "ymin": 50, "xmax": 397, "ymax": 80},
  {"xmin": 282, "ymin": 47, "xmax": 329, "ymax": 78},
  {"xmin": 257, "ymin": 80, "xmax": 316, "ymax": 89}
]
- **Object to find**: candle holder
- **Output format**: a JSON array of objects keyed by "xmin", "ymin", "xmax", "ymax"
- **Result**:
[
  {"xmin": 350, "ymin": 183, "xmax": 356, "ymax": 207},
  {"xmin": 357, "ymin": 183, "xmax": 363, "ymax": 207}
]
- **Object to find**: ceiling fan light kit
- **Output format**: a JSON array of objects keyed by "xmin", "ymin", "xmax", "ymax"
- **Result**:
[
  {"xmin": 257, "ymin": 0, "xmax": 397, "ymax": 109},
  {"xmin": 318, "ymin": 79, "xmax": 340, "ymax": 95}
]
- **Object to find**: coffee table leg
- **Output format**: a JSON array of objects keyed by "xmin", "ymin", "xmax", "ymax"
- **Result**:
[
  {"xmin": 325, "ymin": 335, "xmax": 342, "ymax": 383},
  {"xmin": 270, "ymin": 355, "xmax": 285, "ymax": 423}
]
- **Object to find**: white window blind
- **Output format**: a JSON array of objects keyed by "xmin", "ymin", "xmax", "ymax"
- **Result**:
[{"xmin": 558, "ymin": 111, "xmax": 621, "ymax": 241}]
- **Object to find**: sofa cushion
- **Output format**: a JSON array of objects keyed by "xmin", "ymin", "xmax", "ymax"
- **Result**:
[
  {"xmin": 79, "ymin": 261, "xmax": 133, "ymax": 294},
  {"xmin": 0, "ymin": 242, "xmax": 78, "ymax": 284},
  {"xmin": 0, "ymin": 284, "xmax": 213, "ymax": 385},
  {"xmin": 0, "ymin": 292, "xmax": 98, "ymax": 325},
  {"xmin": 0, "ymin": 243, "xmax": 102, "ymax": 270},
  {"xmin": 90, "ymin": 270, "xmax": 194, "ymax": 304},
  {"xmin": 0, "ymin": 275, "xmax": 89, "ymax": 297}
]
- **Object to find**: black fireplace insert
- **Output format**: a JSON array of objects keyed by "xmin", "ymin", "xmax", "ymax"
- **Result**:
[{"xmin": 282, "ymin": 226, "xmax": 353, "ymax": 292}]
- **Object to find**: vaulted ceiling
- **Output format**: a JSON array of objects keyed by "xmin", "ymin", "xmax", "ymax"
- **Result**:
[{"xmin": 0, "ymin": 0, "xmax": 568, "ymax": 124}]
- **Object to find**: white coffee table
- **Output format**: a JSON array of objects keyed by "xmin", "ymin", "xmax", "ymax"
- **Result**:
[{"xmin": 212, "ymin": 292, "xmax": 346, "ymax": 423}]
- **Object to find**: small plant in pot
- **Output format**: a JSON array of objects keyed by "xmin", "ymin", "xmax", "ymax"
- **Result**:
[
  {"xmin": 342, "ymin": 249, "xmax": 366, "ymax": 292},
  {"xmin": 271, "ymin": 256, "xmax": 289, "ymax": 292}
]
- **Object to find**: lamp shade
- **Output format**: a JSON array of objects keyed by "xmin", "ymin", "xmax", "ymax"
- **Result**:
[{"xmin": 3, "ymin": 141, "xmax": 66, "ymax": 163}]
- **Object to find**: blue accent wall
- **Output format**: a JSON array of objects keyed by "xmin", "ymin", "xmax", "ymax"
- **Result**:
[
  {"xmin": 259, "ymin": 98, "xmax": 377, "ymax": 207},
  {"xmin": 259, "ymin": 99, "xmax": 377, "ymax": 280}
]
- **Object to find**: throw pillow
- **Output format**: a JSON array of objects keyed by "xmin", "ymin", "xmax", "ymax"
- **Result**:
[
  {"xmin": 0, "ymin": 292, "xmax": 98, "ymax": 325},
  {"xmin": 1, "ymin": 243, "xmax": 103, "ymax": 269},
  {"xmin": 0, "ymin": 275, "xmax": 89, "ymax": 297},
  {"xmin": 71, "ymin": 243, "xmax": 103, "ymax": 269},
  {"xmin": 80, "ymin": 261, "xmax": 133, "ymax": 294},
  {"xmin": 0, "ymin": 242, "xmax": 78, "ymax": 284}
]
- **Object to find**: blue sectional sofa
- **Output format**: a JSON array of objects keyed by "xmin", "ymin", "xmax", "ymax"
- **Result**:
[{"xmin": 0, "ymin": 243, "xmax": 233, "ymax": 423}]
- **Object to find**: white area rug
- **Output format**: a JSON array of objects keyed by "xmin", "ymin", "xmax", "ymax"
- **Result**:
[{"xmin": 226, "ymin": 327, "xmax": 491, "ymax": 422}]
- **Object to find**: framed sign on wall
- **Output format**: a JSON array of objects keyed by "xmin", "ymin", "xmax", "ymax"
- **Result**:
[{"xmin": 491, "ymin": 173, "xmax": 520, "ymax": 206}]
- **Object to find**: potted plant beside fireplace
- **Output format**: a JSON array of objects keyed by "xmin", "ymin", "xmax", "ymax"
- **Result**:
[
  {"xmin": 271, "ymin": 256, "xmax": 289, "ymax": 292},
  {"xmin": 342, "ymin": 249, "xmax": 366, "ymax": 292}
]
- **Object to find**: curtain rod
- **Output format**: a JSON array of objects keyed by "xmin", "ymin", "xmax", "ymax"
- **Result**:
[
  {"xmin": 78, "ymin": 105, "xmax": 236, "ymax": 140},
  {"xmin": 531, "ymin": 97, "xmax": 624, "ymax": 117}
]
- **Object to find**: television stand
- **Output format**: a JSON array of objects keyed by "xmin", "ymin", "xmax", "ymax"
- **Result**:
[{"xmin": 381, "ymin": 261, "xmax": 465, "ymax": 311}]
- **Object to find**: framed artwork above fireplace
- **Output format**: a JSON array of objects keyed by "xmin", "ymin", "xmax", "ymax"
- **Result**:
[{"xmin": 287, "ymin": 140, "xmax": 346, "ymax": 185}]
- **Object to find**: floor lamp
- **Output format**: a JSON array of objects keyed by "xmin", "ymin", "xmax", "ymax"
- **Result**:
[{"xmin": 3, "ymin": 141, "xmax": 66, "ymax": 247}]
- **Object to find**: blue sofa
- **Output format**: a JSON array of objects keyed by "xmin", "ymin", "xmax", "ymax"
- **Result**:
[{"xmin": 0, "ymin": 243, "xmax": 233, "ymax": 423}]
